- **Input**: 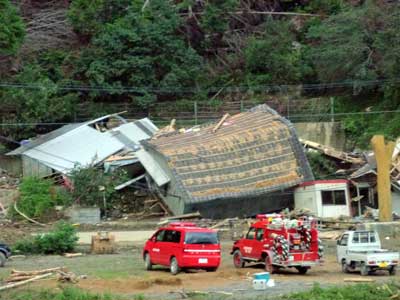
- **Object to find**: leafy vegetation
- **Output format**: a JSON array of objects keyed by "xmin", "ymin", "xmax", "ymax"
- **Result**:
[
  {"xmin": 3, "ymin": 287, "xmax": 117, "ymax": 300},
  {"xmin": 281, "ymin": 283, "xmax": 399, "ymax": 300},
  {"xmin": 14, "ymin": 221, "xmax": 78, "ymax": 254},
  {"xmin": 10, "ymin": 177, "xmax": 71, "ymax": 221},
  {"xmin": 306, "ymin": 151, "xmax": 337, "ymax": 179},
  {"xmin": 69, "ymin": 165, "xmax": 129, "ymax": 209},
  {"xmin": 0, "ymin": 0, "xmax": 25, "ymax": 55},
  {"xmin": 1, "ymin": 0, "xmax": 400, "ymax": 148}
]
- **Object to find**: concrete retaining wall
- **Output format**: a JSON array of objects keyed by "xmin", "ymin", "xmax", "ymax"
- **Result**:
[{"xmin": 294, "ymin": 122, "xmax": 346, "ymax": 151}]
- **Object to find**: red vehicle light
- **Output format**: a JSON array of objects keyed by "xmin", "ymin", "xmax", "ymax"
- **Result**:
[{"xmin": 368, "ymin": 261, "xmax": 376, "ymax": 265}]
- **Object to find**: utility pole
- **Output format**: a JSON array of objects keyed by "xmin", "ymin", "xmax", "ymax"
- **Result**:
[{"xmin": 371, "ymin": 135, "xmax": 395, "ymax": 222}]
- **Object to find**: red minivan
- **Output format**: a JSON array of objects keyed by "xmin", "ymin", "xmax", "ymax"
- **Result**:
[{"xmin": 143, "ymin": 222, "xmax": 221, "ymax": 275}]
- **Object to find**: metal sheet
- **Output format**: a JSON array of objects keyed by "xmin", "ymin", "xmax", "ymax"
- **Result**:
[
  {"xmin": 114, "ymin": 174, "xmax": 146, "ymax": 190},
  {"xmin": 135, "ymin": 149, "xmax": 170, "ymax": 186},
  {"xmin": 23, "ymin": 126, "xmax": 125, "ymax": 173},
  {"xmin": 7, "ymin": 117, "xmax": 158, "ymax": 175}
]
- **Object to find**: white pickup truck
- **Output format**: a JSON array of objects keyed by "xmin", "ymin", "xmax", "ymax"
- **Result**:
[{"xmin": 337, "ymin": 230, "xmax": 399, "ymax": 276}]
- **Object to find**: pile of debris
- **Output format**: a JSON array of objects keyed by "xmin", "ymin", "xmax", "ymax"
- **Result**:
[{"xmin": 0, "ymin": 267, "xmax": 78, "ymax": 291}]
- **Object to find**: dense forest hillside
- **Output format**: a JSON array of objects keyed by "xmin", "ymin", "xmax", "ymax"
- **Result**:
[{"xmin": 0, "ymin": 0, "xmax": 399, "ymax": 149}]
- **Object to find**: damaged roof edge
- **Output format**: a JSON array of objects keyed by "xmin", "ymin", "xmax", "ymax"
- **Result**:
[
  {"xmin": 7, "ymin": 112, "xmax": 129, "ymax": 156},
  {"xmin": 135, "ymin": 148, "xmax": 170, "ymax": 186},
  {"xmin": 252, "ymin": 104, "xmax": 314, "ymax": 182}
]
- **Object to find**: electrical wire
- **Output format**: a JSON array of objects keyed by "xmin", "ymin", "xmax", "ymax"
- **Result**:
[{"xmin": 0, "ymin": 78, "xmax": 399, "ymax": 93}]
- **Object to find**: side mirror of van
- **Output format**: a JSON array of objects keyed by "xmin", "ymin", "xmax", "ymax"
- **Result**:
[{"xmin": 336, "ymin": 239, "xmax": 340, "ymax": 245}]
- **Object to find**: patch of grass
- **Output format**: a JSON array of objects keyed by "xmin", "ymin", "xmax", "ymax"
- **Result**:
[
  {"xmin": 1, "ymin": 287, "xmax": 148, "ymax": 300},
  {"xmin": 281, "ymin": 283, "xmax": 400, "ymax": 300},
  {"xmin": 1, "ymin": 287, "xmax": 119, "ymax": 300}
]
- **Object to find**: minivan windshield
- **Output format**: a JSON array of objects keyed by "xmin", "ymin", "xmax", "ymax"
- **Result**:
[{"xmin": 184, "ymin": 232, "xmax": 219, "ymax": 245}]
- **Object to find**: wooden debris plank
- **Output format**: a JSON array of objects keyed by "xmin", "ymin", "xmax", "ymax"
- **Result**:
[
  {"xmin": 11, "ymin": 267, "xmax": 64, "ymax": 276},
  {"xmin": 300, "ymin": 138, "xmax": 364, "ymax": 164},
  {"xmin": 0, "ymin": 273, "xmax": 53, "ymax": 292},
  {"xmin": 63, "ymin": 253, "xmax": 83, "ymax": 258},
  {"xmin": 343, "ymin": 278, "xmax": 375, "ymax": 283}
]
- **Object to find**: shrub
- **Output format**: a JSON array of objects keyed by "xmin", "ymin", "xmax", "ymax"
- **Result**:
[
  {"xmin": 69, "ymin": 165, "xmax": 129, "ymax": 208},
  {"xmin": 306, "ymin": 151, "xmax": 337, "ymax": 179},
  {"xmin": 10, "ymin": 177, "xmax": 72, "ymax": 221},
  {"xmin": 14, "ymin": 221, "xmax": 78, "ymax": 254},
  {"xmin": 14, "ymin": 177, "xmax": 54, "ymax": 219},
  {"xmin": 0, "ymin": 0, "xmax": 25, "ymax": 55}
]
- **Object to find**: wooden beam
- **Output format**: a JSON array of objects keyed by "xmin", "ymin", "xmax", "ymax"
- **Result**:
[
  {"xmin": 371, "ymin": 135, "xmax": 395, "ymax": 222},
  {"xmin": 300, "ymin": 138, "xmax": 365, "ymax": 164},
  {"xmin": 212, "ymin": 113, "xmax": 230, "ymax": 133}
]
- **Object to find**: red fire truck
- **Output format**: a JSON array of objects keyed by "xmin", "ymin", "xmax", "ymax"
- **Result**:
[{"xmin": 231, "ymin": 214, "xmax": 323, "ymax": 274}]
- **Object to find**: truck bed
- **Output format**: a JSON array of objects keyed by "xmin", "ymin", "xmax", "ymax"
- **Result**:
[{"xmin": 347, "ymin": 250, "xmax": 399, "ymax": 263}]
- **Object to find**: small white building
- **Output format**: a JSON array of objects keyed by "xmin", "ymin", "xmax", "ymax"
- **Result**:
[{"xmin": 294, "ymin": 179, "xmax": 351, "ymax": 218}]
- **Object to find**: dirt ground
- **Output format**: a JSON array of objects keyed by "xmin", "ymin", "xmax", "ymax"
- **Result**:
[{"xmin": 1, "ymin": 240, "xmax": 399, "ymax": 299}]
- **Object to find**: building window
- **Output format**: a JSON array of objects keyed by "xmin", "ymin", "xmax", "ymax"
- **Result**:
[{"xmin": 321, "ymin": 190, "xmax": 346, "ymax": 205}]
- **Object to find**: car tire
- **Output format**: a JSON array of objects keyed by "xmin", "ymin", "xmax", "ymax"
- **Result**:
[
  {"xmin": 233, "ymin": 250, "xmax": 245, "ymax": 268},
  {"xmin": 341, "ymin": 260, "xmax": 349, "ymax": 273},
  {"xmin": 0, "ymin": 252, "xmax": 5, "ymax": 267},
  {"xmin": 360, "ymin": 263, "xmax": 369, "ymax": 276},
  {"xmin": 389, "ymin": 266, "xmax": 397, "ymax": 276},
  {"xmin": 170, "ymin": 257, "xmax": 180, "ymax": 275},
  {"xmin": 205, "ymin": 267, "xmax": 218, "ymax": 272},
  {"xmin": 296, "ymin": 266, "xmax": 309, "ymax": 274},
  {"xmin": 144, "ymin": 253, "xmax": 152, "ymax": 271},
  {"xmin": 264, "ymin": 255, "xmax": 277, "ymax": 274}
]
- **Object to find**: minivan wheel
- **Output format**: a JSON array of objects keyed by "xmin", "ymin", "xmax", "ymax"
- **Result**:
[
  {"xmin": 144, "ymin": 253, "xmax": 152, "ymax": 271},
  {"xmin": 0, "ymin": 253, "xmax": 6, "ymax": 267},
  {"xmin": 170, "ymin": 257, "xmax": 180, "ymax": 275}
]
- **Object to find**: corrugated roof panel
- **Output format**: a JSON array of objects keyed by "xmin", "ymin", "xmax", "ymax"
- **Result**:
[
  {"xmin": 113, "ymin": 122, "xmax": 153, "ymax": 144},
  {"xmin": 135, "ymin": 149, "xmax": 170, "ymax": 186},
  {"xmin": 23, "ymin": 126, "xmax": 124, "ymax": 173}
]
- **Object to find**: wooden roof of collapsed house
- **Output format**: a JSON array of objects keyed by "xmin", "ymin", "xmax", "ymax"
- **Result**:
[{"xmin": 141, "ymin": 104, "xmax": 313, "ymax": 204}]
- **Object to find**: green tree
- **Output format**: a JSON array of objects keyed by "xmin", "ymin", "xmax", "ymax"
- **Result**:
[
  {"xmin": 306, "ymin": 2, "xmax": 384, "ymax": 90},
  {"xmin": 76, "ymin": 0, "xmax": 203, "ymax": 107},
  {"xmin": 68, "ymin": 0, "xmax": 131, "ymax": 38},
  {"xmin": 0, "ymin": 0, "xmax": 25, "ymax": 55},
  {"xmin": 244, "ymin": 18, "xmax": 302, "ymax": 86},
  {"xmin": 69, "ymin": 165, "xmax": 128, "ymax": 208},
  {"xmin": 0, "ymin": 62, "xmax": 78, "ymax": 140}
]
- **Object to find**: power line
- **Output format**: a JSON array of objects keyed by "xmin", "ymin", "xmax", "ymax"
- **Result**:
[
  {"xmin": 0, "ymin": 109, "xmax": 399, "ymax": 127},
  {"xmin": 0, "ymin": 78, "xmax": 399, "ymax": 93}
]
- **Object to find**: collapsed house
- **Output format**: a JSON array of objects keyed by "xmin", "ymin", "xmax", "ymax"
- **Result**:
[
  {"xmin": 138, "ymin": 105, "xmax": 314, "ymax": 218},
  {"xmin": 6, "ymin": 113, "xmax": 157, "ymax": 178},
  {"xmin": 298, "ymin": 137, "xmax": 400, "ymax": 219}
]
